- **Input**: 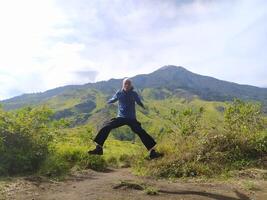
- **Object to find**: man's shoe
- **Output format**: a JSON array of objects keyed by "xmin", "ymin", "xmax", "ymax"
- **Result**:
[
  {"xmin": 149, "ymin": 149, "xmax": 164, "ymax": 160},
  {"xmin": 88, "ymin": 145, "xmax": 103, "ymax": 155}
]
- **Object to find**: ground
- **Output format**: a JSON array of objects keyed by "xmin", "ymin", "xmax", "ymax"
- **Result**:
[{"xmin": 1, "ymin": 168, "xmax": 267, "ymax": 200}]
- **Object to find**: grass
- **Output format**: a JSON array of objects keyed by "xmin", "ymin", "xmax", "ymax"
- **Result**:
[
  {"xmin": 144, "ymin": 186, "xmax": 159, "ymax": 195},
  {"xmin": 113, "ymin": 180, "xmax": 159, "ymax": 195},
  {"xmin": 2, "ymin": 96, "xmax": 266, "ymax": 183},
  {"xmin": 113, "ymin": 180, "xmax": 145, "ymax": 190},
  {"xmin": 242, "ymin": 180, "xmax": 261, "ymax": 191},
  {"xmin": 38, "ymin": 127, "xmax": 143, "ymax": 178}
]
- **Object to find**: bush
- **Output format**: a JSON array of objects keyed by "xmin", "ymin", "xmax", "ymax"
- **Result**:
[
  {"xmin": 169, "ymin": 106, "xmax": 204, "ymax": 136},
  {"xmin": 0, "ymin": 106, "xmax": 54, "ymax": 176},
  {"xmin": 39, "ymin": 144, "xmax": 107, "ymax": 177},
  {"xmin": 201, "ymin": 99, "xmax": 267, "ymax": 164},
  {"xmin": 118, "ymin": 154, "xmax": 133, "ymax": 167},
  {"xmin": 85, "ymin": 155, "xmax": 107, "ymax": 171},
  {"xmin": 106, "ymin": 156, "xmax": 118, "ymax": 167},
  {"xmin": 39, "ymin": 154, "xmax": 70, "ymax": 177},
  {"xmin": 133, "ymin": 99, "xmax": 267, "ymax": 178},
  {"xmin": 224, "ymin": 98, "xmax": 265, "ymax": 136}
]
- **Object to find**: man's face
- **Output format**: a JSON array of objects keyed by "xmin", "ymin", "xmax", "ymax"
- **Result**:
[{"xmin": 123, "ymin": 80, "xmax": 132, "ymax": 91}]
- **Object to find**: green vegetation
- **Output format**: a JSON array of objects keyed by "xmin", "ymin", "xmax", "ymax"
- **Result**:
[
  {"xmin": 38, "ymin": 124, "xmax": 140, "ymax": 177},
  {"xmin": 0, "ymin": 106, "xmax": 53, "ymax": 176},
  {"xmin": 242, "ymin": 180, "xmax": 260, "ymax": 191},
  {"xmin": 0, "ymin": 95, "xmax": 266, "ymax": 181},
  {"xmin": 144, "ymin": 186, "xmax": 159, "ymax": 195},
  {"xmin": 133, "ymin": 98, "xmax": 267, "ymax": 179},
  {"xmin": 113, "ymin": 180, "xmax": 159, "ymax": 195}
]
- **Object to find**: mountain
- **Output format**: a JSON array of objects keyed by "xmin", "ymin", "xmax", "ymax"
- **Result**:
[
  {"xmin": 131, "ymin": 65, "xmax": 267, "ymax": 102},
  {"xmin": 1, "ymin": 65, "xmax": 267, "ymax": 124}
]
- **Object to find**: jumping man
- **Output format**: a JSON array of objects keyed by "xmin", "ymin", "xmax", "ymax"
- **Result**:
[{"xmin": 88, "ymin": 78, "xmax": 163, "ymax": 159}]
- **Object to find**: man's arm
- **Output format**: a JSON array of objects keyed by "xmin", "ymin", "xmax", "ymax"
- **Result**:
[
  {"xmin": 134, "ymin": 92, "xmax": 145, "ymax": 109},
  {"xmin": 107, "ymin": 91, "xmax": 119, "ymax": 104}
]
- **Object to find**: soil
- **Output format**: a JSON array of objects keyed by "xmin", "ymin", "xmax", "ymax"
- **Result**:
[{"xmin": 1, "ymin": 168, "xmax": 267, "ymax": 200}]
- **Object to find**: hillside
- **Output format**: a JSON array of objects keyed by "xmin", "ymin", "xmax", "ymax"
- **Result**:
[{"xmin": 1, "ymin": 65, "xmax": 267, "ymax": 125}]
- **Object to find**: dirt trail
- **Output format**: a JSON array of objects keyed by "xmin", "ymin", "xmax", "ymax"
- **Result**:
[{"xmin": 1, "ymin": 167, "xmax": 267, "ymax": 200}]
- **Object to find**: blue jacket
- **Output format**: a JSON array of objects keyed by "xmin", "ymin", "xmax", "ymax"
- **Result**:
[{"xmin": 107, "ymin": 88, "xmax": 144, "ymax": 119}]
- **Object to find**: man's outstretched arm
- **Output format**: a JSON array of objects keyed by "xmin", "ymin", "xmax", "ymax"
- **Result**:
[
  {"xmin": 134, "ymin": 92, "xmax": 145, "ymax": 109},
  {"xmin": 107, "ymin": 91, "xmax": 119, "ymax": 104}
]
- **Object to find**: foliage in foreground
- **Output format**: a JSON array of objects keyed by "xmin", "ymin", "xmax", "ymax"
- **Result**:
[
  {"xmin": 0, "ymin": 103, "xmax": 140, "ymax": 177},
  {"xmin": 0, "ymin": 106, "xmax": 53, "ymax": 175},
  {"xmin": 0, "ymin": 98, "xmax": 266, "ymax": 180},
  {"xmin": 133, "ymin": 99, "xmax": 267, "ymax": 178}
]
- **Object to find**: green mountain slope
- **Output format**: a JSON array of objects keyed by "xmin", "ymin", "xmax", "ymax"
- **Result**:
[{"xmin": 1, "ymin": 65, "xmax": 267, "ymax": 125}]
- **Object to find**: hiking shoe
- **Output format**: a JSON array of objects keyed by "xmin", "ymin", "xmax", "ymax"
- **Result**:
[
  {"xmin": 88, "ymin": 145, "xmax": 103, "ymax": 155},
  {"xmin": 149, "ymin": 149, "xmax": 164, "ymax": 160}
]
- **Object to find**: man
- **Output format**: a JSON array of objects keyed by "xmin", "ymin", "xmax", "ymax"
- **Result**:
[{"xmin": 88, "ymin": 78, "xmax": 163, "ymax": 159}]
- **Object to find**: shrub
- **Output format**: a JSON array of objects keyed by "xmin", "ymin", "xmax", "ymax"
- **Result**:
[
  {"xmin": 0, "ymin": 106, "xmax": 54, "ymax": 176},
  {"xmin": 133, "ymin": 99, "xmax": 267, "ymax": 178},
  {"xmin": 39, "ymin": 144, "xmax": 107, "ymax": 177},
  {"xmin": 106, "ymin": 156, "xmax": 118, "ymax": 167},
  {"xmin": 85, "ymin": 155, "xmax": 107, "ymax": 171},
  {"xmin": 169, "ymin": 106, "xmax": 204, "ymax": 136},
  {"xmin": 197, "ymin": 99, "xmax": 266, "ymax": 171},
  {"xmin": 39, "ymin": 154, "xmax": 70, "ymax": 177},
  {"xmin": 118, "ymin": 154, "xmax": 133, "ymax": 167},
  {"xmin": 224, "ymin": 98, "xmax": 265, "ymax": 136}
]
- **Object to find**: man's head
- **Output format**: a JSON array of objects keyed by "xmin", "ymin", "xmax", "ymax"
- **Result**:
[{"xmin": 122, "ymin": 78, "xmax": 133, "ymax": 92}]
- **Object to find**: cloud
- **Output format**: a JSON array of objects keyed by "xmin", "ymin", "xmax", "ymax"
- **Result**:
[
  {"xmin": 0, "ymin": 0, "xmax": 267, "ymax": 100},
  {"xmin": 74, "ymin": 70, "xmax": 98, "ymax": 82},
  {"xmin": 0, "ymin": 0, "xmax": 96, "ymax": 99},
  {"xmin": 55, "ymin": 0, "xmax": 267, "ymax": 84}
]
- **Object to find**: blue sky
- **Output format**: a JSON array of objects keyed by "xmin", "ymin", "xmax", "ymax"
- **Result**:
[{"xmin": 0, "ymin": 0, "xmax": 266, "ymax": 100}]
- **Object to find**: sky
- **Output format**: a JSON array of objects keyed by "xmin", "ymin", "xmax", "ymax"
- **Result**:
[{"xmin": 0, "ymin": 0, "xmax": 266, "ymax": 100}]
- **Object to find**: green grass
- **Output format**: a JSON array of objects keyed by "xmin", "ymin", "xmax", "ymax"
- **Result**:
[
  {"xmin": 113, "ymin": 180, "xmax": 159, "ymax": 195},
  {"xmin": 103, "ymin": 139, "xmax": 142, "ymax": 167},
  {"xmin": 38, "ymin": 123, "xmax": 142, "ymax": 177},
  {"xmin": 1, "ymin": 95, "xmax": 266, "ymax": 181},
  {"xmin": 144, "ymin": 186, "xmax": 159, "ymax": 195},
  {"xmin": 242, "ymin": 180, "xmax": 261, "ymax": 191}
]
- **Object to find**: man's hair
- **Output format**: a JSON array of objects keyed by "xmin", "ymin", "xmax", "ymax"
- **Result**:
[{"xmin": 122, "ymin": 78, "xmax": 133, "ymax": 89}]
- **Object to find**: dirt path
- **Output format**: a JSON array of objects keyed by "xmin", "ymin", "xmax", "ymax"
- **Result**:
[{"xmin": 1, "ymin": 168, "xmax": 267, "ymax": 200}]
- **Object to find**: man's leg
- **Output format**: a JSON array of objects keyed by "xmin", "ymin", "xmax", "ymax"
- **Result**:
[
  {"xmin": 89, "ymin": 117, "xmax": 126, "ymax": 155},
  {"xmin": 128, "ymin": 119, "xmax": 163, "ymax": 159},
  {"xmin": 128, "ymin": 119, "xmax": 156, "ymax": 151},
  {"xmin": 94, "ymin": 117, "xmax": 126, "ymax": 147}
]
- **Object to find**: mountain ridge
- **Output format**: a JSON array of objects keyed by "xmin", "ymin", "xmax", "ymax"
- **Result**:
[{"xmin": 1, "ymin": 65, "xmax": 267, "ymax": 111}]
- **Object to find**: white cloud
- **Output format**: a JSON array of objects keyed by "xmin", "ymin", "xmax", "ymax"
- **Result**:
[
  {"xmin": 0, "ymin": 0, "xmax": 97, "ymax": 99},
  {"xmin": 40, "ymin": 42, "xmax": 98, "ymax": 88}
]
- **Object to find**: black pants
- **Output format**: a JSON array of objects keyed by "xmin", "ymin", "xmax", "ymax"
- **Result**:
[{"xmin": 94, "ymin": 117, "xmax": 156, "ymax": 150}]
